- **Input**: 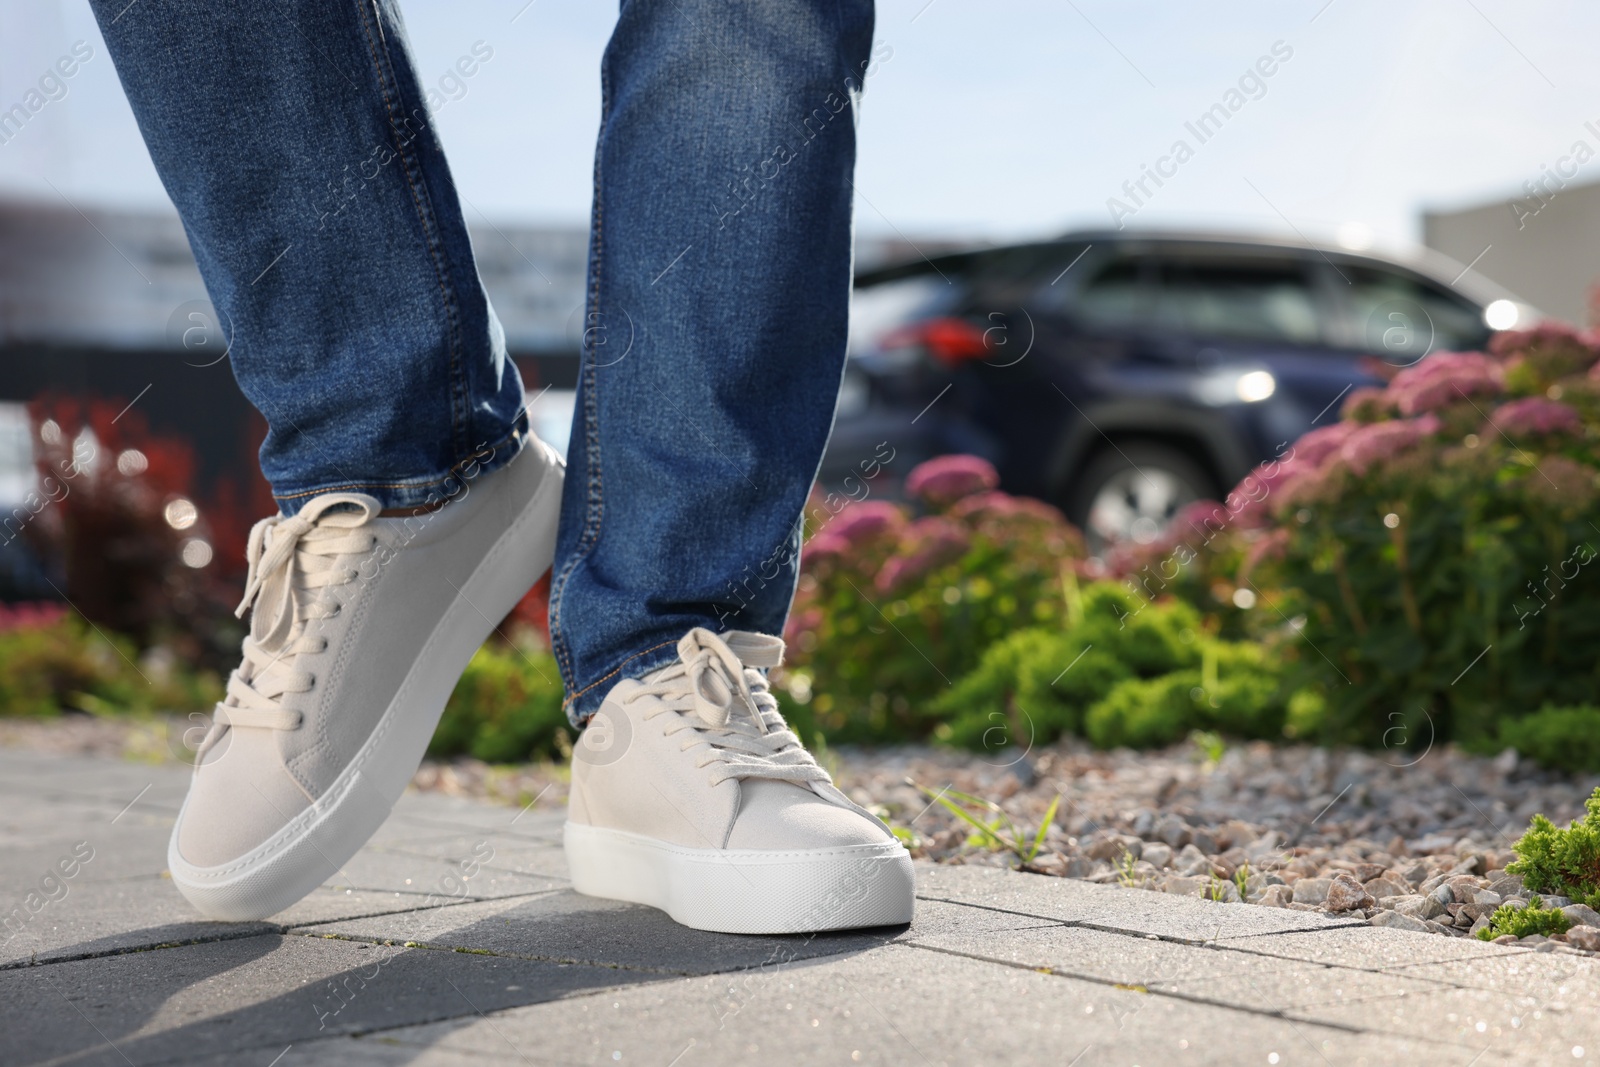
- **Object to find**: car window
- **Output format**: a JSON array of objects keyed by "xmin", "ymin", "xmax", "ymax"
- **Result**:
[
  {"xmin": 1155, "ymin": 258, "xmax": 1321, "ymax": 345},
  {"xmin": 1072, "ymin": 256, "xmax": 1153, "ymax": 330},
  {"xmin": 1335, "ymin": 265, "xmax": 1487, "ymax": 361}
]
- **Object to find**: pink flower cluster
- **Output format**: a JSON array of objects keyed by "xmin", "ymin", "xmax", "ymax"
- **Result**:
[
  {"xmin": 1340, "ymin": 386, "xmax": 1392, "ymax": 422},
  {"xmin": 1490, "ymin": 397, "xmax": 1583, "ymax": 438},
  {"xmin": 1489, "ymin": 321, "xmax": 1600, "ymax": 361},
  {"xmin": 804, "ymin": 501, "xmax": 903, "ymax": 561},
  {"xmin": 876, "ymin": 516, "xmax": 971, "ymax": 593},
  {"xmin": 1386, "ymin": 353, "xmax": 1504, "ymax": 416},
  {"xmin": 0, "ymin": 601, "xmax": 67, "ymax": 633},
  {"xmin": 905, "ymin": 454, "xmax": 999, "ymax": 509},
  {"xmin": 1337, "ymin": 414, "xmax": 1441, "ymax": 476}
]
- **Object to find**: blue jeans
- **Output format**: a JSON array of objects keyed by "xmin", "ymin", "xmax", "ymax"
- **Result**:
[{"xmin": 91, "ymin": 0, "xmax": 875, "ymax": 723}]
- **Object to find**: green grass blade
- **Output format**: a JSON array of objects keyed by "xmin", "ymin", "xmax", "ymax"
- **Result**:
[{"xmin": 1025, "ymin": 794, "xmax": 1061, "ymax": 863}]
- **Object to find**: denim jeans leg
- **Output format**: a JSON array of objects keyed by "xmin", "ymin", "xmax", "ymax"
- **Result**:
[
  {"xmin": 88, "ymin": 0, "xmax": 526, "ymax": 514},
  {"xmin": 550, "ymin": 0, "xmax": 877, "ymax": 723}
]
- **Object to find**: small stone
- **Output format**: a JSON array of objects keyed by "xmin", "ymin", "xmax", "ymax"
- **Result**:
[
  {"xmin": 1244, "ymin": 832, "xmax": 1282, "ymax": 859},
  {"xmin": 1162, "ymin": 874, "xmax": 1209, "ymax": 896},
  {"xmin": 1430, "ymin": 884, "xmax": 1455, "ymax": 906},
  {"xmin": 1087, "ymin": 835, "xmax": 1142, "ymax": 862},
  {"xmin": 1393, "ymin": 895, "xmax": 1446, "ymax": 921},
  {"xmin": 1140, "ymin": 842, "xmax": 1174, "ymax": 869},
  {"xmin": 1370, "ymin": 910, "xmax": 1429, "ymax": 933},
  {"xmin": 1325, "ymin": 873, "xmax": 1375, "ymax": 912},
  {"xmin": 1502, "ymin": 897, "xmax": 1527, "ymax": 912},
  {"xmin": 1493, "ymin": 934, "xmax": 1520, "ymax": 945},
  {"xmin": 1244, "ymin": 871, "xmax": 1286, "ymax": 892},
  {"xmin": 1256, "ymin": 884, "xmax": 1293, "ymax": 908},
  {"xmin": 1535, "ymin": 941, "xmax": 1562, "ymax": 953},
  {"xmin": 1520, "ymin": 934, "xmax": 1547, "ymax": 945},
  {"xmin": 1474, "ymin": 890, "xmax": 1502, "ymax": 909},
  {"xmin": 1400, "ymin": 863, "xmax": 1430, "ymax": 886},
  {"xmin": 1062, "ymin": 856, "xmax": 1097, "ymax": 878},
  {"xmin": 1293, "ymin": 878, "xmax": 1332, "ymax": 905},
  {"xmin": 1364, "ymin": 877, "xmax": 1410, "ymax": 900},
  {"xmin": 1189, "ymin": 830, "xmax": 1219, "ymax": 855},
  {"xmin": 1539, "ymin": 895, "xmax": 1573, "ymax": 908},
  {"xmin": 1488, "ymin": 875, "xmax": 1525, "ymax": 897},
  {"xmin": 1351, "ymin": 863, "xmax": 1387, "ymax": 883},
  {"xmin": 1132, "ymin": 810, "xmax": 1155, "ymax": 838},
  {"xmin": 1425, "ymin": 920, "xmax": 1454, "ymax": 936},
  {"xmin": 1420, "ymin": 874, "xmax": 1448, "ymax": 895},
  {"xmin": 1565, "ymin": 925, "xmax": 1600, "ymax": 951},
  {"xmin": 1153, "ymin": 815, "xmax": 1191, "ymax": 849},
  {"xmin": 1175, "ymin": 843, "xmax": 1210, "ymax": 875},
  {"xmin": 1468, "ymin": 915, "xmax": 1493, "ymax": 937},
  {"xmin": 1561, "ymin": 904, "xmax": 1600, "ymax": 928},
  {"xmin": 1412, "ymin": 833, "xmax": 1457, "ymax": 853}
]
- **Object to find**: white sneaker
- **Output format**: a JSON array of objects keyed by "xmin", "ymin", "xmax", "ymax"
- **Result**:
[
  {"xmin": 168, "ymin": 441, "xmax": 564, "ymax": 921},
  {"xmin": 564, "ymin": 628, "xmax": 915, "ymax": 933}
]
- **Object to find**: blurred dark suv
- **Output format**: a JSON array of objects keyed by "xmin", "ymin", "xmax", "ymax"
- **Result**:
[{"xmin": 823, "ymin": 230, "xmax": 1533, "ymax": 550}]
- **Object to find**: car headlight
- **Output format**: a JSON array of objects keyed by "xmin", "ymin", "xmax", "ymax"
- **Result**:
[
  {"xmin": 1235, "ymin": 370, "xmax": 1277, "ymax": 403},
  {"xmin": 1196, "ymin": 368, "xmax": 1277, "ymax": 406},
  {"xmin": 1484, "ymin": 299, "xmax": 1519, "ymax": 331}
]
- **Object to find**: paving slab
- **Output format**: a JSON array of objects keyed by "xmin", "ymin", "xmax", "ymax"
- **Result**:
[
  {"xmin": 915, "ymin": 861, "xmax": 1365, "ymax": 939},
  {"xmin": 1398, "ymin": 947, "xmax": 1600, "ymax": 992},
  {"xmin": 906, "ymin": 899, "xmax": 1440, "ymax": 1016},
  {"xmin": 383, "ymin": 792, "xmax": 565, "ymax": 839},
  {"xmin": 360, "ymin": 825, "xmax": 570, "ymax": 878},
  {"xmin": 323, "ymin": 845, "xmax": 565, "ymax": 900},
  {"xmin": 1, "ymin": 875, "xmax": 272, "ymax": 969},
  {"xmin": 6, "ymin": 747, "xmax": 1600, "ymax": 1066},
  {"xmin": 296, "ymin": 888, "xmax": 902, "ymax": 975},
  {"xmin": 0, "ymin": 751, "xmax": 190, "ymax": 814},
  {"xmin": 379, "ymin": 941, "xmax": 1480, "ymax": 1067},
  {"xmin": 1, "ymin": 931, "xmax": 658, "ymax": 1067},
  {"xmin": 1212, "ymin": 924, "xmax": 1531, "ymax": 970}
]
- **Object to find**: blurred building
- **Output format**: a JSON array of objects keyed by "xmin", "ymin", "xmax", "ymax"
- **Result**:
[
  {"xmin": 0, "ymin": 197, "xmax": 959, "ymax": 517},
  {"xmin": 0, "ymin": 199, "xmax": 591, "ymax": 504},
  {"xmin": 1423, "ymin": 178, "xmax": 1600, "ymax": 327}
]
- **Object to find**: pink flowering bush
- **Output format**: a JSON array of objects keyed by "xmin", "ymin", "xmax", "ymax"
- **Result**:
[
  {"xmin": 784, "ymin": 455, "xmax": 1085, "ymax": 744},
  {"xmin": 1205, "ymin": 321, "xmax": 1600, "ymax": 752}
]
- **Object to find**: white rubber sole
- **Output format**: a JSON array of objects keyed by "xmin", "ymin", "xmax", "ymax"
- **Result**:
[
  {"xmin": 168, "ymin": 443, "xmax": 564, "ymax": 921},
  {"xmin": 564, "ymin": 821, "xmax": 915, "ymax": 934}
]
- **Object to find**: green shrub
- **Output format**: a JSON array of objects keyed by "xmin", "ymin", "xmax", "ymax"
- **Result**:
[
  {"xmin": 430, "ymin": 643, "xmax": 568, "ymax": 764},
  {"xmin": 1085, "ymin": 672, "xmax": 1199, "ymax": 749},
  {"xmin": 1476, "ymin": 898, "xmax": 1572, "ymax": 941},
  {"xmin": 785, "ymin": 456, "xmax": 1086, "ymax": 744},
  {"xmin": 1230, "ymin": 324, "xmax": 1600, "ymax": 751},
  {"xmin": 1492, "ymin": 706, "xmax": 1600, "ymax": 774},
  {"xmin": 1505, "ymin": 787, "xmax": 1600, "ymax": 908},
  {"xmin": 0, "ymin": 611, "xmax": 220, "ymax": 717},
  {"xmin": 1082, "ymin": 643, "xmax": 1286, "ymax": 750},
  {"xmin": 928, "ymin": 583, "xmax": 1206, "ymax": 751}
]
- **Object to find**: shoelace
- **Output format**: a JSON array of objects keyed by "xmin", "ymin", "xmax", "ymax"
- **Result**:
[
  {"xmin": 202, "ymin": 494, "xmax": 381, "ymax": 748},
  {"xmin": 629, "ymin": 628, "xmax": 833, "ymax": 789}
]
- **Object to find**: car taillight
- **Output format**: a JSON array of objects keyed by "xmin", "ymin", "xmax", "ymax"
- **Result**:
[{"xmin": 880, "ymin": 316, "xmax": 990, "ymax": 365}]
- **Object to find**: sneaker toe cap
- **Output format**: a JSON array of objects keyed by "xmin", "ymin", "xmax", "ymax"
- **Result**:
[
  {"xmin": 175, "ymin": 731, "xmax": 312, "ymax": 869},
  {"xmin": 725, "ymin": 779, "xmax": 888, "ymax": 851}
]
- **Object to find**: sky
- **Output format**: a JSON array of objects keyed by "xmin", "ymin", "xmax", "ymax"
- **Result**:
[{"xmin": 2, "ymin": 0, "xmax": 1598, "ymax": 259}]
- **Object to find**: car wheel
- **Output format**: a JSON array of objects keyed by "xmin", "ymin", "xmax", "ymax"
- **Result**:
[{"xmin": 1065, "ymin": 442, "xmax": 1218, "ymax": 554}]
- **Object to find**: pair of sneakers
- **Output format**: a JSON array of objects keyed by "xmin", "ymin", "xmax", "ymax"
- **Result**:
[{"xmin": 168, "ymin": 441, "xmax": 913, "ymax": 933}]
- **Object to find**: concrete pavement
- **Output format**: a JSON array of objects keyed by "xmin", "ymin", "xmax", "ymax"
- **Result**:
[{"xmin": 2, "ymin": 747, "xmax": 1595, "ymax": 1066}]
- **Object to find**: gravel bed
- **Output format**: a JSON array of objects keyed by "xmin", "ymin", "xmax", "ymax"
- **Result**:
[{"xmin": 8, "ymin": 714, "xmax": 1600, "ymax": 952}]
